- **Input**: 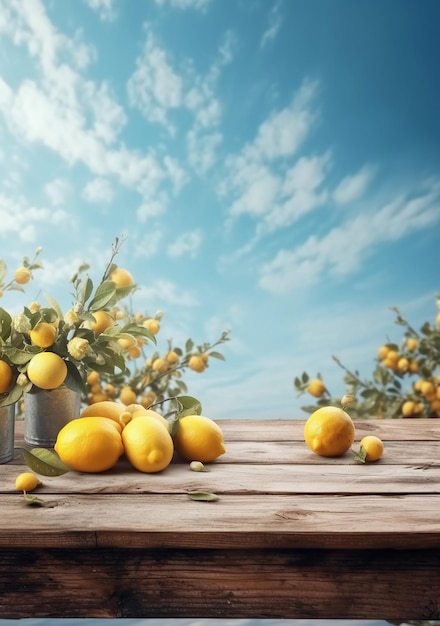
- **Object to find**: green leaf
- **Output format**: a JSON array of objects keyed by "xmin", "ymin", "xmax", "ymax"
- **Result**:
[
  {"xmin": 23, "ymin": 493, "xmax": 48, "ymax": 507},
  {"xmin": 0, "ymin": 383, "xmax": 25, "ymax": 407},
  {"xmin": 208, "ymin": 351, "xmax": 225, "ymax": 361},
  {"xmin": 176, "ymin": 395, "xmax": 202, "ymax": 417},
  {"xmin": 43, "ymin": 295, "xmax": 64, "ymax": 320},
  {"xmin": 301, "ymin": 371, "xmax": 309, "ymax": 384},
  {"xmin": 88, "ymin": 281, "xmax": 117, "ymax": 311},
  {"xmin": 64, "ymin": 361, "xmax": 87, "ymax": 395},
  {"xmin": 185, "ymin": 338, "xmax": 194, "ymax": 353},
  {"xmin": 187, "ymin": 491, "xmax": 220, "ymax": 502},
  {"xmin": 353, "ymin": 445, "xmax": 367, "ymax": 464},
  {"xmin": 80, "ymin": 277, "xmax": 94, "ymax": 305},
  {"xmin": 0, "ymin": 307, "xmax": 12, "ymax": 340},
  {"xmin": 22, "ymin": 448, "xmax": 70, "ymax": 476}
]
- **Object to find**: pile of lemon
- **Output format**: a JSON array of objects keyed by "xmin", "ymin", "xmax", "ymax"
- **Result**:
[{"xmin": 52, "ymin": 401, "xmax": 226, "ymax": 474}]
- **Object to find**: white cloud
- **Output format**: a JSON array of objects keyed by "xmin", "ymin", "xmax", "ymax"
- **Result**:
[
  {"xmin": 127, "ymin": 26, "xmax": 183, "ymax": 133},
  {"xmin": 258, "ymin": 183, "xmax": 440, "ymax": 294},
  {"xmin": 260, "ymin": 0, "xmax": 283, "ymax": 48},
  {"xmin": 0, "ymin": 192, "xmax": 70, "ymax": 243},
  {"xmin": 0, "ymin": 1, "xmax": 180, "ymax": 223},
  {"xmin": 135, "ymin": 278, "xmax": 199, "ymax": 308},
  {"xmin": 167, "ymin": 229, "xmax": 203, "ymax": 258},
  {"xmin": 134, "ymin": 230, "xmax": 163, "ymax": 258},
  {"xmin": 84, "ymin": 0, "xmax": 117, "ymax": 21},
  {"xmin": 44, "ymin": 178, "xmax": 71, "ymax": 206},
  {"xmin": 333, "ymin": 166, "xmax": 374, "ymax": 204},
  {"xmin": 82, "ymin": 177, "xmax": 114, "ymax": 204}
]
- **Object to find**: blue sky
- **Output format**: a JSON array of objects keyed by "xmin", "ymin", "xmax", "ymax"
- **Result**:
[{"xmin": 0, "ymin": 0, "xmax": 439, "ymax": 420}]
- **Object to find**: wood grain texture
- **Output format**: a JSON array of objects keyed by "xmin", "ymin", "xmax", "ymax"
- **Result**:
[{"xmin": 2, "ymin": 418, "xmax": 440, "ymax": 618}]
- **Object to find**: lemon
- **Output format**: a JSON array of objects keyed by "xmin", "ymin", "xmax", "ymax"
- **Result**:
[
  {"xmin": 173, "ymin": 414, "xmax": 225, "ymax": 463},
  {"xmin": 27, "ymin": 352, "xmax": 67, "ymax": 390},
  {"xmin": 304, "ymin": 406, "xmax": 355, "ymax": 457},
  {"xmin": 119, "ymin": 385, "xmax": 137, "ymax": 405},
  {"xmin": 122, "ymin": 415, "xmax": 174, "ymax": 473},
  {"xmin": 110, "ymin": 267, "xmax": 134, "ymax": 287},
  {"xmin": 14, "ymin": 267, "xmax": 31, "ymax": 285},
  {"xmin": 306, "ymin": 379, "xmax": 326, "ymax": 398},
  {"xmin": 90, "ymin": 310, "xmax": 114, "ymax": 336},
  {"xmin": 0, "ymin": 360, "xmax": 13, "ymax": 393},
  {"xmin": 55, "ymin": 417, "xmax": 124, "ymax": 473},
  {"xmin": 15, "ymin": 472, "xmax": 42, "ymax": 492},
  {"xmin": 29, "ymin": 322, "xmax": 57, "ymax": 348},
  {"xmin": 79, "ymin": 400, "xmax": 125, "ymax": 423},
  {"xmin": 142, "ymin": 318, "xmax": 160, "ymax": 334},
  {"xmin": 356, "ymin": 435, "xmax": 384, "ymax": 462},
  {"xmin": 129, "ymin": 407, "xmax": 170, "ymax": 432},
  {"xmin": 188, "ymin": 355, "xmax": 206, "ymax": 373}
]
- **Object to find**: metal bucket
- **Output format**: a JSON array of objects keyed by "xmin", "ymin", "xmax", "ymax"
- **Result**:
[
  {"xmin": 0, "ymin": 403, "xmax": 15, "ymax": 463},
  {"xmin": 24, "ymin": 385, "xmax": 81, "ymax": 448}
]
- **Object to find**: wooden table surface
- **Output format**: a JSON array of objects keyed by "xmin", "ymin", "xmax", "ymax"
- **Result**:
[{"xmin": 1, "ymin": 418, "xmax": 440, "ymax": 619}]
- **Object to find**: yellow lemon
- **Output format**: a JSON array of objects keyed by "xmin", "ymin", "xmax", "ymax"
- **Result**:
[
  {"xmin": 356, "ymin": 435, "xmax": 384, "ymax": 462},
  {"xmin": 188, "ymin": 355, "xmax": 206, "ymax": 373},
  {"xmin": 173, "ymin": 414, "xmax": 225, "ymax": 463},
  {"xmin": 142, "ymin": 318, "xmax": 160, "ymax": 334},
  {"xmin": 0, "ymin": 360, "xmax": 13, "ymax": 393},
  {"xmin": 55, "ymin": 417, "xmax": 123, "ymax": 473},
  {"xmin": 80, "ymin": 400, "xmax": 126, "ymax": 423},
  {"xmin": 14, "ymin": 267, "xmax": 31, "ymax": 284},
  {"xmin": 119, "ymin": 385, "xmax": 137, "ymax": 405},
  {"xmin": 122, "ymin": 415, "xmax": 174, "ymax": 473},
  {"xmin": 27, "ymin": 352, "xmax": 67, "ymax": 390},
  {"xmin": 304, "ymin": 406, "xmax": 355, "ymax": 457},
  {"xmin": 29, "ymin": 322, "xmax": 57, "ymax": 348},
  {"xmin": 129, "ymin": 407, "xmax": 170, "ymax": 432},
  {"xmin": 15, "ymin": 472, "xmax": 41, "ymax": 492},
  {"xmin": 90, "ymin": 310, "xmax": 114, "ymax": 336},
  {"xmin": 306, "ymin": 379, "xmax": 326, "ymax": 398},
  {"xmin": 110, "ymin": 267, "xmax": 134, "ymax": 287}
]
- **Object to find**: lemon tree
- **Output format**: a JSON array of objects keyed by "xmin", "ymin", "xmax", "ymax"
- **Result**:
[{"xmin": 294, "ymin": 293, "xmax": 440, "ymax": 419}]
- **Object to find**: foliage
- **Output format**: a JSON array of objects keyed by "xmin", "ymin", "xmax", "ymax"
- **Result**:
[
  {"xmin": 294, "ymin": 295, "xmax": 440, "ymax": 419},
  {"xmin": 0, "ymin": 238, "xmax": 229, "ymax": 415},
  {"xmin": 85, "ymin": 316, "xmax": 230, "ymax": 420}
]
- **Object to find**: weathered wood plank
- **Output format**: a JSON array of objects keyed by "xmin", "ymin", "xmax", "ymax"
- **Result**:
[
  {"xmin": 0, "ymin": 546, "xmax": 439, "ymax": 618},
  {"xmin": 2, "ymin": 460, "xmax": 440, "ymax": 495},
  {"xmin": 13, "ymin": 417, "xmax": 440, "ymax": 442},
  {"xmin": 1, "ymin": 494, "xmax": 439, "ymax": 549}
]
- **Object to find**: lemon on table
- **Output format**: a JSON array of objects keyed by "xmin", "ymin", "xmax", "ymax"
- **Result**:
[
  {"xmin": 15, "ymin": 472, "xmax": 42, "ymax": 492},
  {"xmin": 122, "ymin": 415, "xmax": 174, "ymax": 473},
  {"xmin": 80, "ymin": 400, "xmax": 125, "ymax": 422},
  {"xmin": 304, "ymin": 406, "xmax": 355, "ymax": 457},
  {"xmin": 355, "ymin": 435, "xmax": 384, "ymax": 463},
  {"xmin": 54, "ymin": 417, "xmax": 124, "ymax": 473},
  {"xmin": 173, "ymin": 414, "xmax": 226, "ymax": 463}
]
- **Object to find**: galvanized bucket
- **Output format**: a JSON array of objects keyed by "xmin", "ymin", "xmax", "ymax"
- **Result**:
[
  {"xmin": 24, "ymin": 385, "xmax": 81, "ymax": 448},
  {"xmin": 0, "ymin": 403, "xmax": 15, "ymax": 463}
]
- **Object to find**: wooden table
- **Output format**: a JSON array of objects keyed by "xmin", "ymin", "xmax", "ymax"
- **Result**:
[{"xmin": 1, "ymin": 418, "xmax": 440, "ymax": 619}]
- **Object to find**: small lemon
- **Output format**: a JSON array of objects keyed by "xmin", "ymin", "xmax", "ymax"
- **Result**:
[
  {"xmin": 14, "ymin": 267, "xmax": 31, "ymax": 285},
  {"xmin": 188, "ymin": 355, "xmax": 206, "ymax": 373},
  {"xmin": 355, "ymin": 435, "xmax": 384, "ymax": 463},
  {"xmin": 29, "ymin": 322, "xmax": 57, "ymax": 348},
  {"xmin": 306, "ymin": 379, "xmax": 326, "ymax": 398},
  {"xmin": 304, "ymin": 406, "xmax": 355, "ymax": 457},
  {"xmin": 173, "ymin": 414, "xmax": 225, "ymax": 463},
  {"xmin": 110, "ymin": 267, "xmax": 134, "ymax": 287},
  {"xmin": 15, "ymin": 472, "xmax": 42, "ymax": 492},
  {"xmin": 0, "ymin": 360, "xmax": 13, "ymax": 393},
  {"xmin": 122, "ymin": 415, "xmax": 174, "ymax": 473}
]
